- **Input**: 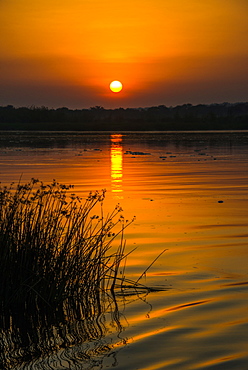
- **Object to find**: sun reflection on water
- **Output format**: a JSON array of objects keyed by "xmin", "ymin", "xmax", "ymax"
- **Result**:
[{"xmin": 110, "ymin": 134, "xmax": 123, "ymax": 198}]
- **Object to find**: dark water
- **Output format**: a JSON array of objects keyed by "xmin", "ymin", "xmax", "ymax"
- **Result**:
[{"xmin": 0, "ymin": 131, "xmax": 248, "ymax": 369}]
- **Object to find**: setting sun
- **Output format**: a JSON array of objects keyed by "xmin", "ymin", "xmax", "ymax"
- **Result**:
[
  {"xmin": 110, "ymin": 81, "xmax": 123, "ymax": 93},
  {"xmin": 0, "ymin": 0, "xmax": 247, "ymax": 108}
]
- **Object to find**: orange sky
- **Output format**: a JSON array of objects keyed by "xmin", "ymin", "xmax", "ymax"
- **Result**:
[{"xmin": 0, "ymin": 0, "xmax": 247, "ymax": 108}]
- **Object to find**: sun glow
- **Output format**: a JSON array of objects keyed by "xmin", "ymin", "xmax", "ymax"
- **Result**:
[
  {"xmin": 110, "ymin": 80, "xmax": 123, "ymax": 93},
  {"xmin": 0, "ymin": 0, "xmax": 247, "ymax": 107}
]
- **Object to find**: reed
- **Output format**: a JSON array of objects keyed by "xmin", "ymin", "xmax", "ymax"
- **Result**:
[
  {"xmin": 0, "ymin": 179, "xmax": 134, "ymax": 326},
  {"xmin": 0, "ymin": 179, "xmax": 167, "ymax": 369}
]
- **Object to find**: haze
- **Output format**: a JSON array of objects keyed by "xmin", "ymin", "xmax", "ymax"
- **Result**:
[{"xmin": 0, "ymin": 0, "xmax": 247, "ymax": 109}]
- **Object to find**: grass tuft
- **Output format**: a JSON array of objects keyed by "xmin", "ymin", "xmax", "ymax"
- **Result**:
[{"xmin": 0, "ymin": 178, "xmax": 135, "ymax": 326}]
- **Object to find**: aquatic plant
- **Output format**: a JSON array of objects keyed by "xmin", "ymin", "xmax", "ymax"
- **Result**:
[
  {"xmin": 0, "ymin": 179, "xmax": 138, "ymax": 322},
  {"xmin": 0, "ymin": 179, "xmax": 138, "ymax": 368},
  {"xmin": 0, "ymin": 178, "xmax": 165, "ymax": 368}
]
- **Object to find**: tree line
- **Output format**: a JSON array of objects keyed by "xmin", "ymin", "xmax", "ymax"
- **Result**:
[{"xmin": 0, "ymin": 102, "xmax": 247, "ymax": 131}]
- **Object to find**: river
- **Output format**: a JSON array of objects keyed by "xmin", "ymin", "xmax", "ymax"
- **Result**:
[{"xmin": 0, "ymin": 131, "xmax": 248, "ymax": 369}]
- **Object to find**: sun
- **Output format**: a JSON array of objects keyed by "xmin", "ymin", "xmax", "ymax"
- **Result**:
[{"xmin": 110, "ymin": 80, "xmax": 123, "ymax": 93}]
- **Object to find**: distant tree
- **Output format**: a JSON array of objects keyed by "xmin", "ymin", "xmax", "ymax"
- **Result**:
[{"xmin": 90, "ymin": 106, "xmax": 105, "ymax": 110}]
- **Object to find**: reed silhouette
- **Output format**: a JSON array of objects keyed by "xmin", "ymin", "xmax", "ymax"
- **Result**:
[{"xmin": 0, "ymin": 179, "xmax": 144, "ymax": 368}]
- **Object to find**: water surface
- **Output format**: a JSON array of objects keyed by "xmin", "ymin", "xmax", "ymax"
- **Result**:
[{"xmin": 0, "ymin": 131, "xmax": 248, "ymax": 369}]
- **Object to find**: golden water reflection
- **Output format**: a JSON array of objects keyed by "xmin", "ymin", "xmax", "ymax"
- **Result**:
[
  {"xmin": 0, "ymin": 132, "xmax": 248, "ymax": 369},
  {"xmin": 110, "ymin": 134, "xmax": 123, "ymax": 198}
]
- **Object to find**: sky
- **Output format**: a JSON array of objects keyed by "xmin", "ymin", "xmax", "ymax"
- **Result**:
[{"xmin": 0, "ymin": 0, "xmax": 247, "ymax": 109}]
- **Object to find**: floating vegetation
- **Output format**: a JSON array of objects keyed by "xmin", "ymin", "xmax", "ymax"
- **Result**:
[{"xmin": 124, "ymin": 150, "xmax": 151, "ymax": 156}]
